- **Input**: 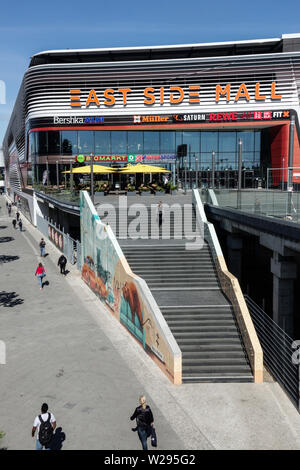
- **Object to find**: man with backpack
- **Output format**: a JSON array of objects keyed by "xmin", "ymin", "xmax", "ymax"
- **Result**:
[{"xmin": 32, "ymin": 403, "xmax": 56, "ymax": 450}]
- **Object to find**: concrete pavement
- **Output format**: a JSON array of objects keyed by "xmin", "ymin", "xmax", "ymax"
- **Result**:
[{"xmin": 1, "ymin": 195, "xmax": 300, "ymax": 450}]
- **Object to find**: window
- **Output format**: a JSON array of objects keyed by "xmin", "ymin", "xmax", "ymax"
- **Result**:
[
  {"xmin": 95, "ymin": 131, "xmax": 111, "ymax": 154},
  {"xmin": 219, "ymin": 132, "xmax": 236, "ymax": 152},
  {"xmin": 144, "ymin": 131, "xmax": 159, "ymax": 153},
  {"xmin": 160, "ymin": 131, "xmax": 175, "ymax": 153},
  {"xmin": 183, "ymin": 132, "xmax": 200, "ymax": 153},
  {"xmin": 61, "ymin": 131, "xmax": 78, "ymax": 155},
  {"xmin": 111, "ymin": 131, "xmax": 127, "ymax": 154},
  {"xmin": 48, "ymin": 131, "xmax": 60, "ymax": 155},
  {"xmin": 237, "ymin": 131, "xmax": 254, "ymax": 152},
  {"xmin": 78, "ymin": 131, "xmax": 94, "ymax": 154},
  {"xmin": 28, "ymin": 132, "xmax": 36, "ymax": 160},
  {"xmin": 201, "ymin": 132, "xmax": 218, "ymax": 153},
  {"xmin": 128, "ymin": 131, "xmax": 143, "ymax": 153}
]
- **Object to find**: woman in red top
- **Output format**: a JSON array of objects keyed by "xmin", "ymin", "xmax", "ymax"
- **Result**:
[{"xmin": 35, "ymin": 263, "xmax": 46, "ymax": 290}]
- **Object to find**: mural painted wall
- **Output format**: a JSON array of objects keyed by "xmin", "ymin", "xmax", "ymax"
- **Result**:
[{"xmin": 80, "ymin": 191, "xmax": 181, "ymax": 385}]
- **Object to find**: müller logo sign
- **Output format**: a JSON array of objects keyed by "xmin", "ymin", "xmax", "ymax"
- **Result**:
[{"xmin": 69, "ymin": 82, "xmax": 282, "ymax": 108}]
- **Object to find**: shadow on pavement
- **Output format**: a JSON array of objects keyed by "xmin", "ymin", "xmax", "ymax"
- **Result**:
[
  {"xmin": 0, "ymin": 255, "xmax": 19, "ymax": 264},
  {"xmin": 0, "ymin": 226, "xmax": 7, "ymax": 230},
  {"xmin": 50, "ymin": 427, "xmax": 66, "ymax": 450},
  {"xmin": 0, "ymin": 237, "xmax": 14, "ymax": 243},
  {"xmin": 0, "ymin": 291, "xmax": 24, "ymax": 307}
]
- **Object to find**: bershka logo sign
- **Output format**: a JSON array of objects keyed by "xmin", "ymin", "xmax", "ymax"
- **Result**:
[
  {"xmin": 70, "ymin": 82, "xmax": 282, "ymax": 108},
  {"xmin": 54, "ymin": 116, "xmax": 104, "ymax": 124}
]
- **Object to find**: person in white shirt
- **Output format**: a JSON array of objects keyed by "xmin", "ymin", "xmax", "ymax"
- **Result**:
[{"xmin": 32, "ymin": 403, "xmax": 56, "ymax": 450}]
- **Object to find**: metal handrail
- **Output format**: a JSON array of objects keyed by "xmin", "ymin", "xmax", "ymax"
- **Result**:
[{"xmin": 245, "ymin": 295, "xmax": 299, "ymax": 409}]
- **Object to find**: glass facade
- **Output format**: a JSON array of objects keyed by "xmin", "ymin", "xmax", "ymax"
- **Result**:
[
  {"xmin": 28, "ymin": 129, "xmax": 261, "ymax": 189},
  {"xmin": 29, "ymin": 129, "xmax": 261, "ymax": 171}
]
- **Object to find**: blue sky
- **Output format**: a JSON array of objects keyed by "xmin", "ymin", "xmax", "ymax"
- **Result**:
[{"xmin": 0, "ymin": 0, "xmax": 300, "ymax": 144}]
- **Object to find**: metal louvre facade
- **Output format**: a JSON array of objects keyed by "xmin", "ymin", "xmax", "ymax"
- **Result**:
[{"xmin": 23, "ymin": 53, "xmax": 300, "ymax": 118}]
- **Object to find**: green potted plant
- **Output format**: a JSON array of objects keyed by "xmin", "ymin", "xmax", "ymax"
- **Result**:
[
  {"xmin": 0, "ymin": 430, "xmax": 6, "ymax": 450},
  {"xmin": 127, "ymin": 184, "xmax": 136, "ymax": 195},
  {"xmin": 170, "ymin": 184, "xmax": 178, "ymax": 195}
]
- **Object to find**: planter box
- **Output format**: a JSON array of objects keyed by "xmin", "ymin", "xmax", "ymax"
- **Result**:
[
  {"xmin": 95, "ymin": 192, "xmax": 104, "ymax": 196},
  {"xmin": 128, "ymin": 191, "xmax": 137, "ymax": 196}
]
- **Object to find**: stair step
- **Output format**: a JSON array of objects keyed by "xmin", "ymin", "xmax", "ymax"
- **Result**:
[
  {"xmin": 177, "ymin": 338, "xmax": 242, "ymax": 345},
  {"xmin": 182, "ymin": 358, "xmax": 249, "ymax": 365},
  {"xmin": 171, "ymin": 325, "xmax": 238, "ymax": 332},
  {"xmin": 181, "ymin": 349, "xmax": 245, "ymax": 355},
  {"xmin": 182, "ymin": 364, "xmax": 252, "ymax": 372},
  {"xmin": 182, "ymin": 375, "xmax": 253, "ymax": 383},
  {"xmin": 167, "ymin": 319, "xmax": 237, "ymax": 326}
]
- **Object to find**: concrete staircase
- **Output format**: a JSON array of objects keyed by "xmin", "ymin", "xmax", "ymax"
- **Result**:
[{"xmin": 98, "ymin": 195, "xmax": 253, "ymax": 382}]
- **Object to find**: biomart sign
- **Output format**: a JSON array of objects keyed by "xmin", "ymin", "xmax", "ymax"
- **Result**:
[{"xmin": 70, "ymin": 82, "xmax": 282, "ymax": 108}]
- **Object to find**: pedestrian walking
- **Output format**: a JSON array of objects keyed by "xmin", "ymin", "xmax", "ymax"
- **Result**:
[
  {"xmin": 12, "ymin": 219, "xmax": 17, "ymax": 229},
  {"xmin": 8, "ymin": 204, "xmax": 11, "ymax": 217},
  {"xmin": 18, "ymin": 219, "xmax": 23, "ymax": 231},
  {"xmin": 57, "ymin": 254, "xmax": 67, "ymax": 275},
  {"xmin": 39, "ymin": 238, "xmax": 46, "ymax": 257},
  {"xmin": 130, "ymin": 395, "xmax": 154, "ymax": 450},
  {"xmin": 5, "ymin": 201, "xmax": 8, "ymax": 209},
  {"xmin": 157, "ymin": 201, "xmax": 163, "ymax": 227},
  {"xmin": 32, "ymin": 403, "xmax": 56, "ymax": 450},
  {"xmin": 35, "ymin": 262, "xmax": 46, "ymax": 290},
  {"xmin": 16, "ymin": 211, "xmax": 20, "ymax": 221}
]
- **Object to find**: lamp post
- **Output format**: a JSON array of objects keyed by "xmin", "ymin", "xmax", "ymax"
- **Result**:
[
  {"xmin": 195, "ymin": 158, "xmax": 198, "ymax": 188},
  {"xmin": 46, "ymin": 158, "xmax": 49, "ymax": 187},
  {"xmin": 211, "ymin": 151, "xmax": 215, "ymax": 189},
  {"xmin": 90, "ymin": 153, "xmax": 94, "ymax": 204},
  {"xmin": 282, "ymin": 158, "xmax": 285, "ymax": 191},
  {"xmin": 237, "ymin": 139, "xmax": 243, "ymax": 209},
  {"xmin": 184, "ymin": 158, "xmax": 187, "ymax": 193},
  {"xmin": 70, "ymin": 161, "xmax": 73, "ymax": 194},
  {"xmin": 56, "ymin": 160, "xmax": 59, "ymax": 190}
]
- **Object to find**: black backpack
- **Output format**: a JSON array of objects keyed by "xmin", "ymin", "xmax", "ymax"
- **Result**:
[{"xmin": 38, "ymin": 413, "xmax": 53, "ymax": 446}]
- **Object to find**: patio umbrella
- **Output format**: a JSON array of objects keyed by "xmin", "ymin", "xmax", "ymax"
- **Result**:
[
  {"xmin": 62, "ymin": 165, "xmax": 117, "ymax": 174},
  {"xmin": 118, "ymin": 163, "xmax": 171, "ymax": 173}
]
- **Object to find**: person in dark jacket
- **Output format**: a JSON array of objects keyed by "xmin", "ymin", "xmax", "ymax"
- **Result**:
[
  {"xmin": 57, "ymin": 254, "xmax": 67, "ymax": 275},
  {"xmin": 12, "ymin": 219, "xmax": 17, "ymax": 229},
  {"xmin": 130, "ymin": 395, "xmax": 154, "ymax": 450},
  {"xmin": 39, "ymin": 238, "xmax": 46, "ymax": 257},
  {"xmin": 18, "ymin": 219, "xmax": 23, "ymax": 231}
]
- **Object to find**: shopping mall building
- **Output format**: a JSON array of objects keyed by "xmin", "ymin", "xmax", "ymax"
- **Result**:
[{"xmin": 3, "ymin": 33, "xmax": 300, "ymax": 225}]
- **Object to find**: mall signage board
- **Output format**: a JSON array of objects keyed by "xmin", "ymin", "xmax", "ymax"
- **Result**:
[
  {"xmin": 28, "ymin": 109, "xmax": 292, "ymax": 132},
  {"xmin": 74, "ymin": 154, "xmax": 176, "ymax": 163},
  {"xmin": 69, "ymin": 82, "xmax": 282, "ymax": 108}
]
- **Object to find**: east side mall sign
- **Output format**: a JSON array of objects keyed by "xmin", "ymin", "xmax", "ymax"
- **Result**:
[{"xmin": 70, "ymin": 82, "xmax": 282, "ymax": 108}]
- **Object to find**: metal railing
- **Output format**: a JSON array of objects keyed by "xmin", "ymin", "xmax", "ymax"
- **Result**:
[
  {"xmin": 245, "ymin": 295, "xmax": 299, "ymax": 410},
  {"xmin": 202, "ymin": 189, "xmax": 300, "ymax": 223},
  {"xmin": 36, "ymin": 214, "xmax": 80, "ymax": 267}
]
